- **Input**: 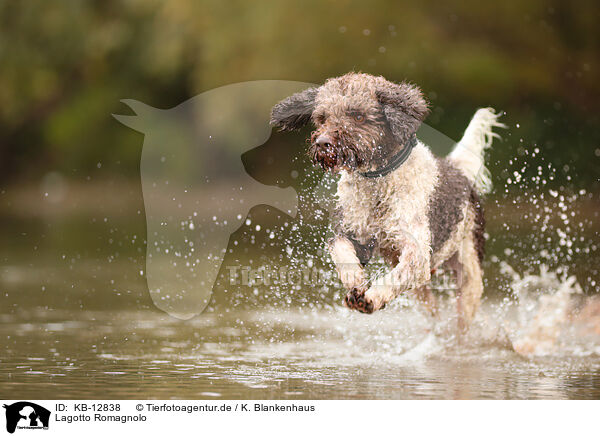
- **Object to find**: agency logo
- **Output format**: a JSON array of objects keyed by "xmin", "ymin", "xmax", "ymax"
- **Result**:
[
  {"xmin": 114, "ymin": 81, "xmax": 302, "ymax": 319},
  {"xmin": 3, "ymin": 402, "xmax": 50, "ymax": 434}
]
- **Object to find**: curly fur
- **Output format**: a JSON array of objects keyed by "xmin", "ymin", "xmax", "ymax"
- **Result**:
[
  {"xmin": 271, "ymin": 73, "xmax": 502, "ymax": 329},
  {"xmin": 270, "ymin": 87, "xmax": 318, "ymax": 131}
]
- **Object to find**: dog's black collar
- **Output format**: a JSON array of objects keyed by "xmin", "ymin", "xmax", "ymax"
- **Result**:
[{"xmin": 359, "ymin": 135, "xmax": 418, "ymax": 178}]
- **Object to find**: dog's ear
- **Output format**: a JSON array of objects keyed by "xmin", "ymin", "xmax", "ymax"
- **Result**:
[
  {"xmin": 270, "ymin": 87, "xmax": 318, "ymax": 131},
  {"xmin": 376, "ymin": 82, "xmax": 429, "ymax": 144}
]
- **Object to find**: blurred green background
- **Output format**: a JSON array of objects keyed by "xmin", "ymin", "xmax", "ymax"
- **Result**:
[
  {"xmin": 0, "ymin": 0, "xmax": 598, "ymax": 311},
  {"xmin": 0, "ymin": 0, "xmax": 598, "ymax": 189}
]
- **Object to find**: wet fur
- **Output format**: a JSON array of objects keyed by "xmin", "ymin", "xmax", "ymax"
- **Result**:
[{"xmin": 271, "ymin": 73, "xmax": 495, "ymax": 328}]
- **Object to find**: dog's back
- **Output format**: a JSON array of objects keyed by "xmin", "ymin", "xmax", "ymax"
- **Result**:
[{"xmin": 437, "ymin": 108, "xmax": 504, "ymax": 327}]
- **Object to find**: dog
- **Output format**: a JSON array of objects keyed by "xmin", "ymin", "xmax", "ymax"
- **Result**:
[{"xmin": 271, "ymin": 73, "xmax": 503, "ymax": 329}]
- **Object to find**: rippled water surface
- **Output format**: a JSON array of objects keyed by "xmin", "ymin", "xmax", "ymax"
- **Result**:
[
  {"xmin": 2, "ymin": 301, "xmax": 599, "ymax": 399},
  {"xmin": 1, "ymin": 179, "xmax": 599, "ymax": 399}
]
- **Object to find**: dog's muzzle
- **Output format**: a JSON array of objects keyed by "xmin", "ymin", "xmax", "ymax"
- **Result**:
[
  {"xmin": 310, "ymin": 132, "xmax": 360, "ymax": 172},
  {"xmin": 310, "ymin": 133, "xmax": 339, "ymax": 171}
]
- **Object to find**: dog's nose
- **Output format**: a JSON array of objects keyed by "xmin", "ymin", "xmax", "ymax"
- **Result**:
[{"xmin": 315, "ymin": 134, "xmax": 333, "ymax": 148}]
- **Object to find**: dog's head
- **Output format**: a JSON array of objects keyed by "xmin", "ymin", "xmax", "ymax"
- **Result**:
[{"xmin": 270, "ymin": 73, "xmax": 429, "ymax": 173}]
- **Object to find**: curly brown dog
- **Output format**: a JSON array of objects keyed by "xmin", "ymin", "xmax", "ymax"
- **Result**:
[{"xmin": 271, "ymin": 73, "xmax": 503, "ymax": 329}]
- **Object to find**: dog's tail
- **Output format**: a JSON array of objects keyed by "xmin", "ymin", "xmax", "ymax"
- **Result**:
[{"xmin": 448, "ymin": 108, "xmax": 505, "ymax": 195}]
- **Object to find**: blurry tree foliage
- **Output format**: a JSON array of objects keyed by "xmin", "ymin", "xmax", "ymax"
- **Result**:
[{"xmin": 0, "ymin": 0, "xmax": 597, "ymax": 191}]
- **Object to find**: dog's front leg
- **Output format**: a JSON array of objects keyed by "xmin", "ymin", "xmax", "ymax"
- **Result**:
[
  {"xmin": 360, "ymin": 240, "xmax": 431, "ymax": 313},
  {"xmin": 328, "ymin": 236, "xmax": 368, "ymax": 292}
]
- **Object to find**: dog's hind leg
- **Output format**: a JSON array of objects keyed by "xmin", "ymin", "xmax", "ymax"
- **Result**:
[
  {"xmin": 410, "ymin": 284, "xmax": 438, "ymax": 317},
  {"xmin": 455, "ymin": 236, "xmax": 483, "ymax": 331}
]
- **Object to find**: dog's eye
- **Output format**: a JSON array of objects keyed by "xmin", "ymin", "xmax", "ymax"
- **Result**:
[
  {"xmin": 315, "ymin": 114, "xmax": 326, "ymax": 124},
  {"xmin": 353, "ymin": 113, "xmax": 365, "ymax": 123}
]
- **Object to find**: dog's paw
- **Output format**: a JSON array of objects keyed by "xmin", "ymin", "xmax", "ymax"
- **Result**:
[{"xmin": 344, "ymin": 288, "xmax": 375, "ymax": 314}]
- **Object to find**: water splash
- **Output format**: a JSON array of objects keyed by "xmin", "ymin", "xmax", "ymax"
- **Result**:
[
  {"xmin": 499, "ymin": 263, "xmax": 583, "ymax": 356},
  {"xmin": 213, "ymin": 116, "xmax": 599, "ymax": 364}
]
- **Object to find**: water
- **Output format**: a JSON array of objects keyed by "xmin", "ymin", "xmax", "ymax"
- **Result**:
[
  {"xmin": 1, "ymin": 301, "xmax": 599, "ymax": 399},
  {"xmin": 1, "ymin": 174, "xmax": 599, "ymax": 399}
]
